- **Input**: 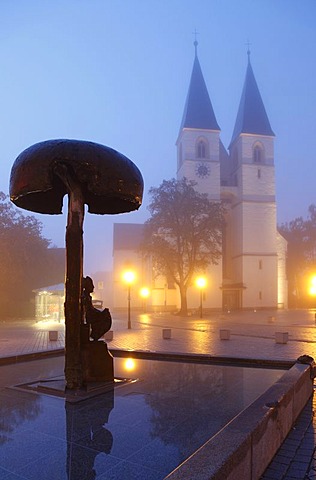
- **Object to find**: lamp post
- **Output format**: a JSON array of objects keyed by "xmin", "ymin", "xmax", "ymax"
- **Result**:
[
  {"xmin": 196, "ymin": 277, "xmax": 207, "ymax": 318},
  {"xmin": 123, "ymin": 270, "xmax": 136, "ymax": 329},
  {"xmin": 140, "ymin": 287, "xmax": 150, "ymax": 313}
]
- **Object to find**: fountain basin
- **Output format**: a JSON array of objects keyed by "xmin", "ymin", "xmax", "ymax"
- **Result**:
[{"xmin": 0, "ymin": 351, "xmax": 313, "ymax": 479}]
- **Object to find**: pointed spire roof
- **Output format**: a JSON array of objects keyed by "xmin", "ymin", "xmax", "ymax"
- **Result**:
[
  {"xmin": 179, "ymin": 41, "xmax": 220, "ymax": 131},
  {"xmin": 230, "ymin": 52, "xmax": 274, "ymax": 145}
]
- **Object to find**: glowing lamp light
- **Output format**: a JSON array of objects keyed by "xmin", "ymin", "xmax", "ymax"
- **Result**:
[
  {"xmin": 122, "ymin": 269, "xmax": 136, "ymax": 329},
  {"xmin": 195, "ymin": 276, "xmax": 207, "ymax": 318},
  {"xmin": 140, "ymin": 287, "xmax": 150, "ymax": 298},
  {"xmin": 124, "ymin": 358, "xmax": 136, "ymax": 371},
  {"xmin": 122, "ymin": 270, "xmax": 136, "ymax": 285},
  {"xmin": 196, "ymin": 277, "xmax": 207, "ymax": 289},
  {"xmin": 140, "ymin": 286, "xmax": 150, "ymax": 313},
  {"xmin": 309, "ymin": 275, "xmax": 316, "ymax": 296}
]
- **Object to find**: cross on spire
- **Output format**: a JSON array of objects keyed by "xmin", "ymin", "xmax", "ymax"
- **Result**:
[
  {"xmin": 246, "ymin": 39, "xmax": 251, "ymax": 59},
  {"xmin": 192, "ymin": 29, "xmax": 199, "ymax": 56}
]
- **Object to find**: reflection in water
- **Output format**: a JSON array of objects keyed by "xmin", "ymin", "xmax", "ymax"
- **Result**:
[
  {"xmin": 0, "ymin": 358, "xmax": 283, "ymax": 480},
  {"xmin": 65, "ymin": 389, "xmax": 114, "ymax": 480},
  {"xmin": 114, "ymin": 357, "xmax": 283, "ymax": 464},
  {"xmin": 0, "ymin": 391, "xmax": 42, "ymax": 445},
  {"xmin": 144, "ymin": 361, "xmax": 243, "ymax": 452},
  {"xmin": 123, "ymin": 358, "xmax": 136, "ymax": 372}
]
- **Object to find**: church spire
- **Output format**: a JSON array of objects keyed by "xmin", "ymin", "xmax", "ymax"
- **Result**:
[
  {"xmin": 179, "ymin": 42, "xmax": 220, "ymax": 131},
  {"xmin": 230, "ymin": 53, "xmax": 274, "ymax": 145}
]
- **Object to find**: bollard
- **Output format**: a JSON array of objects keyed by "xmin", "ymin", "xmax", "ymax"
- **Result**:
[
  {"xmin": 220, "ymin": 329, "xmax": 230, "ymax": 340},
  {"xmin": 49, "ymin": 331, "xmax": 58, "ymax": 341},
  {"xmin": 162, "ymin": 328, "xmax": 172, "ymax": 339},
  {"xmin": 275, "ymin": 332, "xmax": 288, "ymax": 344}
]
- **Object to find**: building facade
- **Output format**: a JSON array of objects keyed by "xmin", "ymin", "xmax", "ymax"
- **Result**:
[{"xmin": 113, "ymin": 44, "xmax": 287, "ymax": 311}]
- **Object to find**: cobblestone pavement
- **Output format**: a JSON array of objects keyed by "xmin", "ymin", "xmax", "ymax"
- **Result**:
[
  {"xmin": 261, "ymin": 393, "xmax": 316, "ymax": 480},
  {"xmin": 1, "ymin": 308, "xmax": 316, "ymax": 479}
]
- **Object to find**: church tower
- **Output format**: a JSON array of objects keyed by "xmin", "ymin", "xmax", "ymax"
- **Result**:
[
  {"xmin": 112, "ymin": 44, "xmax": 287, "ymax": 312},
  {"xmin": 176, "ymin": 41, "xmax": 223, "ymax": 309},
  {"xmin": 176, "ymin": 41, "xmax": 221, "ymax": 200},
  {"xmin": 227, "ymin": 51, "xmax": 278, "ymax": 309}
]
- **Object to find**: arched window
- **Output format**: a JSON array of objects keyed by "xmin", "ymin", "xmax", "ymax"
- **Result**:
[
  {"xmin": 196, "ymin": 138, "xmax": 208, "ymax": 159},
  {"xmin": 198, "ymin": 141, "xmax": 206, "ymax": 158},
  {"xmin": 253, "ymin": 143, "xmax": 264, "ymax": 163}
]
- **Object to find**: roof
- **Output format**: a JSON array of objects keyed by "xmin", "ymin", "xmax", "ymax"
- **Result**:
[
  {"xmin": 179, "ymin": 48, "xmax": 220, "ymax": 131},
  {"xmin": 33, "ymin": 283, "xmax": 64, "ymax": 293},
  {"xmin": 113, "ymin": 223, "xmax": 144, "ymax": 250},
  {"xmin": 230, "ymin": 55, "xmax": 275, "ymax": 146}
]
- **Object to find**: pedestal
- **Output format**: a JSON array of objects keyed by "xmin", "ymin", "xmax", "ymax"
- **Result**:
[
  {"xmin": 81, "ymin": 341, "xmax": 114, "ymax": 383},
  {"xmin": 162, "ymin": 328, "xmax": 172, "ymax": 339},
  {"xmin": 220, "ymin": 329, "xmax": 231, "ymax": 340},
  {"xmin": 49, "ymin": 331, "xmax": 58, "ymax": 341},
  {"xmin": 275, "ymin": 332, "xmax": 288, "ymax": 344}
]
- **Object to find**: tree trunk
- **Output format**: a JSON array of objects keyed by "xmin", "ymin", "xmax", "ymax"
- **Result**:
[{"xmin": 178, "ymin": 284, "xmax": 188, "ymax": 316}]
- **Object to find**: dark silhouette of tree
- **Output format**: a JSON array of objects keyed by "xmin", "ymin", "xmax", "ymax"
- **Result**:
[
  {"xmin": 143, "ymin": 178, "xmax": 224, "ymax": 315},
  {"xmin": 0, "ymin": 192, "xmax": 64, "ymax": 317},
  {"xmin": 279, "ymin": 204, "xmax": 316, "ymax": 307},
  {"xmin": 0, "ymin": 391, "xmax": 41, "ymax": 445}
]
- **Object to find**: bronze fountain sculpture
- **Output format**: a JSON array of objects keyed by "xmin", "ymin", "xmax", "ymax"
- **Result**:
[{"xmin": 10, "ymin": 139, "xmax": 143, "ymax": 390}]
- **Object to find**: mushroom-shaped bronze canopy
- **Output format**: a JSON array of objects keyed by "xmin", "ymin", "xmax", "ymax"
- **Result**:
[{"xmin": 9, "ymin": 139, "xmax": 143, "ymax": 214}]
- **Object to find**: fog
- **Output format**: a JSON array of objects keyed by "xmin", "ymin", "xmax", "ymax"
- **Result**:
[{"xmin": 0, "ymin": 1, "xmax": 315, "ymax": 274}]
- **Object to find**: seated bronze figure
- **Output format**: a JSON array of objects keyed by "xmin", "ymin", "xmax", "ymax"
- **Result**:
[{"xmin": 82, "ymin": 276, "xmax": 112, "ymax": 341}]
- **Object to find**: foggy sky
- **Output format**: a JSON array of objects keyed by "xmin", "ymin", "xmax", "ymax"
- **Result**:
[{"xmin": 0, "ymin": 1, "xmax": 315, "ymax": 274}]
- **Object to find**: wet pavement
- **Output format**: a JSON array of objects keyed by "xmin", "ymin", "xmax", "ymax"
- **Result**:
[
  {"xmin": 2, "ymin": 308, "xmax": 316, "ymax": 362},
  {"xmin": 1, "ymin": 308, "xmax": 316, "ymax": 479}
]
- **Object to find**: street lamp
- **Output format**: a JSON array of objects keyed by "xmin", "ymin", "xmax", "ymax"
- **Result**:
[
  {"xmin": 308, "ymin": 275, "xmax": 316, "ymax": 319},
  {"xmin": 196, "ymin": 276, "xmax": 207, "ymax": 318},
  {"xmin": 122, "ymin": 270, "xmax": 136, "ymax": 329},
  {"xmin": 140, "ymin": 287, "xmax": 150, "ymax": 312},
  {"xmin": 309, "ymin": 275, "xmax": 316, "ymax": 296}
]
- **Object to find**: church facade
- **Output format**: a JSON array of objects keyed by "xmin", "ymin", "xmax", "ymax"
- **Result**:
[{"xmin": 113, "ymin": 45, "xmax": 288, "ymax": 311}]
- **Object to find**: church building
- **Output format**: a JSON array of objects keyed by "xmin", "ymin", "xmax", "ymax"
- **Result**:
[{"xmin": 113, "ymin": 43, "xmax": 288, "ymax": 311}]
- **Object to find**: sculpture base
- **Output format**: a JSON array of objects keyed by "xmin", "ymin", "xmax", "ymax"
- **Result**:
[{"xmin": 81, "ymin": 341, "xmax": 114, "ymax": 383}]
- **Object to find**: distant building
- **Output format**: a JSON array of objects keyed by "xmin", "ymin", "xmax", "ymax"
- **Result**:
[
  {"xmin": 34, "ymin": 283, "xmax": 64, "ymax": 322},
  {"xmin": 113, "ymin": 223, "xmax": 178, "ymax": 311},
  {"xmin": 34, "ymin": 271, "xmax": 113, "ymax": 321},
  {"xmin": 113, "ymin": 44, "xmax": 288, "ymax": 311}
]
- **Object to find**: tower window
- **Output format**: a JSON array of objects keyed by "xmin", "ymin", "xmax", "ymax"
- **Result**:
[
  {"xmin": 257, "ymin": 169, "xmax": 261, "ymax": 179},
  {"xmin": 259, "ymin": 260, "xmax": 262, "ymax": 269},
  {"xmin": 196, "ymin": 138, "xmax": 208, "ymax": 159},
  {"xmin": 259, "ymin": 291, "xmax": 262, "ymax": 300},
  {"xmin": 253, "ymin": 143, "xmax": 264, "ymax": 163}
]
